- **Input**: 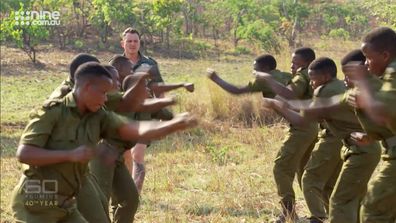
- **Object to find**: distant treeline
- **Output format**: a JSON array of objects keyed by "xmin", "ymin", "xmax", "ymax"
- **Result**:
[{"xmin": 1, "ymin": 0, "xmax": 395, "ymax": 62}]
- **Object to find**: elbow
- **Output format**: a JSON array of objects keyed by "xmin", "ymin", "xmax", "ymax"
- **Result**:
[{"xmin": 16, "ymin": 145, "xmax": 29, "ymax": 164}]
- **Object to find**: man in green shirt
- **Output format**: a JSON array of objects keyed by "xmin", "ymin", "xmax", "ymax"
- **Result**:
[{"xmin": 11, "ymin": 62, "xmax": 197, "ymax": 223}]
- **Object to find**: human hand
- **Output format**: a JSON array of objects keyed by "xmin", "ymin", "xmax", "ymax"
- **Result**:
[
  {"xmin": 173, "ymin": 112, "xmax": 198, "ymax": 129},
  {"xmin": 69, "ymin": 145, "xmax": 95, "ymax": 163},
  {"xmin": 342, "ymin": 63, "xmax": 369, "ymax": 82},
  {"xmin": 183, "ymin": 83, "xmax": 195, "ymax": 92},
  {"xmin": 207, "ymin": 68, "xmax": 219, "ymax": 80}
]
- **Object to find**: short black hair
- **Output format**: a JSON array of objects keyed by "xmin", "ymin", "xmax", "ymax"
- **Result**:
[
  {"xmin": 69, "ymin": 53, "xmax": 100, "ymax": 83},
  {"xmin": 254, "ymin": 54, "xmax": 277, "ymax": 71},
  {"xmin": 294, "ymin": 47, "xmax": 316, "ymax": 63},
  {"xmin": 109, "ymin": 55, "xmax": 132, "ymax": 73},
  {"xmin": 363, "ymin": 27, "xmax": 396, "ymax": 56},
  {"xmin": 74, "ymin": 62, "xmax": 112, "ymax": 86},
  {"xmin": 308, "ymin": 57, "xmax": 337, "ymax": 78},
  {"xmin": 103, "ymin": 65, "xmax": 118, "ymax": 76},
  {"xmin": 121, "ymin": 27, "xmax": 141, "ymax": 39},
  {"xmin": 341, "ymin": 49, "xmax": 366, "ymax": 66}
]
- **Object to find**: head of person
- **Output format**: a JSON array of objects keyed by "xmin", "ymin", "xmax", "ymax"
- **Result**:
[
  {"xmin": 361, "ymin": 27, "xmax": 396, "ymax": 76},
  {"xmin": 73, "ymin": 62, "xmax": 113, "ymax": 113},
  {"xmin": 69, "ymin": 53, "xmax": 100, "ymax": 84},
  {"xmin": 253, "ymin": 54, "xmax": 277, "ymax": 73},
  {"xmin": 109, "ymin": 55, "xmax": 133, "ymax": 84},
  {"xmin": 121, "ymin": 27, "xmax": 141, "ymax": 57},
  {"xmin": 308, "ymin": 57, "xmax": 337, "ymax": 90},
  {"xmin": 341, "ymin": 49, "xmax": 366, "ymax": 88},
  {"xmin": 291, "ymin": 47, "xmax": 316, "ymax": 75},
  {"xmin": 103, "ymin": 65, "xmax": 120, "ymax": 91}
]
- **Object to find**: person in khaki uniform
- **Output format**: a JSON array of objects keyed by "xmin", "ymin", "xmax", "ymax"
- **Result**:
[
  {"xmin": 300, "ymin": 60, "xmax": 345, "ymax": 223},
  {"xmin": 342, "ymin": 27, "xmax": 396, "ymax": 223},
  {"xmin": 50, "ymin": 58, "xmax": 177, "ymax": 223},
  {"xmin": 90, "ymin": 65, "xmax": 178, "ymax": 223},
  {"xmin": 258, "ymin": 56, "xmax": 368, "ymax": 223},
  {"xmin": 206, "ymin": 54, "xmax": 292, "ymax": 97},
  {"xmin": 110, "ymin": 54, "xmax": 194, "ymax": 196},
  {"xmin": 254, "ymin": 48, "xmax": 319, "ymax": 222},
  {"xmin": 11, "ymin": 62, "xmax": 197, "ymax": 223},
  {"xmin": 260, "ymin": 54, "xmax": 384, "ymax": 223},
  {"xmin": 48, "ymin": 53, "xmax": 100, "ymax": 100},
  {"xmin": 47, "ymin": 54, "xmax": 141, "ymax": 222}
]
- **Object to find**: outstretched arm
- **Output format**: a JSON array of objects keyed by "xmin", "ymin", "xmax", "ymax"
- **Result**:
[
  {"xmin": 118, "ymin": 112, "xmax": 198, "ymax": 142},
  {"xmin": 263, "ymin": 98, "xmax": 308, "ymax": 126},
  {"xmin": 136, "ymin": 97, "xmax": 176, "ymax": 113},
  {"xmin": 150, "ymin": 82, "xmax": 195, "ymax": 95},
  {"xmin": 254, "ymin": 71, "xmax": 297, "ymax": 99},
  {"xmin": 117, "ymin": 73, "xmax": 150, "ymax": 112},
  {"xmin": 206, "ymin": 68, "xmax": 251, "ymax": 95},
  {"xmin": 263, "ymin": 94, "xmax": 344, "ymax": 126}
]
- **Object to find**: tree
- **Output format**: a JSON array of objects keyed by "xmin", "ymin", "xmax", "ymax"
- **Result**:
[
  {"xmin": 277, "ymin": 0, "xmax": 310, "ymax": 48},
  {"xmin": 1, "ymin": 5, "xmax": 49, "ymax": 63},
  {"xmin": 150, "ymin": 0, "xmax": 183, "ymax": 49},
  {"xmin": 363, "ymin": 0, "xmax": 396, "ymax": 29},
  {"xmin": 89, "ymin": 0, "xmax": 136, "ymax": 44}
]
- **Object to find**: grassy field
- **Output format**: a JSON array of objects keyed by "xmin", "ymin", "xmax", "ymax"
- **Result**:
[{"xmin": 1, "ymin": 39, "xmax": 361, "ymax": 222}]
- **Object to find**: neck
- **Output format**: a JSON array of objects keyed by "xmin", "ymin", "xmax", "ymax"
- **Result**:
[
  {"xmin": 73, "ymin": 92, "xmax": 87, "ymax": 115},
  {"xmin": 125, "ymin": 52, "xmax": 140, "ymax": 63}
]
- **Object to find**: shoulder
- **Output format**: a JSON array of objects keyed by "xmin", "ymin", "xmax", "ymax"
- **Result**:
[
  {"xmin": 140, "ymin": 53, "xmax": 158, "ymax": 65},
  {"xmin": 315, "ymin": 79, "xmax": 346, "ymax": 98},
  {"xmin": 29, "ymin": 98, "xmax": 63, "ymax": 122}
]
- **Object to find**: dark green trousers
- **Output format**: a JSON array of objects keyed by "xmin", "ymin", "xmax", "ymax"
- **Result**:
[
  {"xmin": 302, "ymin": 132, "xmax": 343, "ymax": 219},
  {"xmin": 89, "ymin": 143, "xmax": 139, "ymax": 223},
  {"xmin": 360, "ymin": 145, "xmax": 396, "ymax": 222},
  {"xmin": 273, "ymin": 123, "xmax": 318, "ymax": 208},
  {"xmin": 329, "ymin": 142, "xmax": 381, "ymax": 223}
]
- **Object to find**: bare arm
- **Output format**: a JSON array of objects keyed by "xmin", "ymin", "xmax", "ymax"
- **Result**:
[
  {"xmin": 150, "ymin": 82, "xmax": 195, "ymax": 95},
  {"xmin": 117, "ymin": 112, "xmax": 197, "ymax": 142},
  {"xmin": 254, "ymin": 71, "xmax": 297, "ymax": 99},
  {"xmin": 117, "ymin": 73, "xmax": 150, "ymax": 112},
  {"xmin": 206, "ymin": 68, "xmax": 251, "ymax": 95},
  {"xmin": 287, "ymin": 94, "xmax": 344, "ymax": 118},
  {"xmin": 263, "ymin": 98, "xmax": 308, "ymax": 126},
  {"xmin": 135, "ymin": 97, "xmax": 176, "ymax": 113},
  {"xmin": 16, "ymin": 144, "xmax": 94, "ymax": 166}
]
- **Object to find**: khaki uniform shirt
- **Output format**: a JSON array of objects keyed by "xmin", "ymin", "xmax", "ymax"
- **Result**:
[
  {"xmin": 289, "ymin": 68, "xmax": 313, "ymax": 99},
  {"xmin": 20, "ymin": 92, "xmax": 127, "ymax": 196}
]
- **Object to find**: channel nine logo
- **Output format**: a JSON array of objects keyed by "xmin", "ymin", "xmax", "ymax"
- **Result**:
[{"xmin": 14, "ymin": 10, "xmax": 60, "ymax": 26}]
